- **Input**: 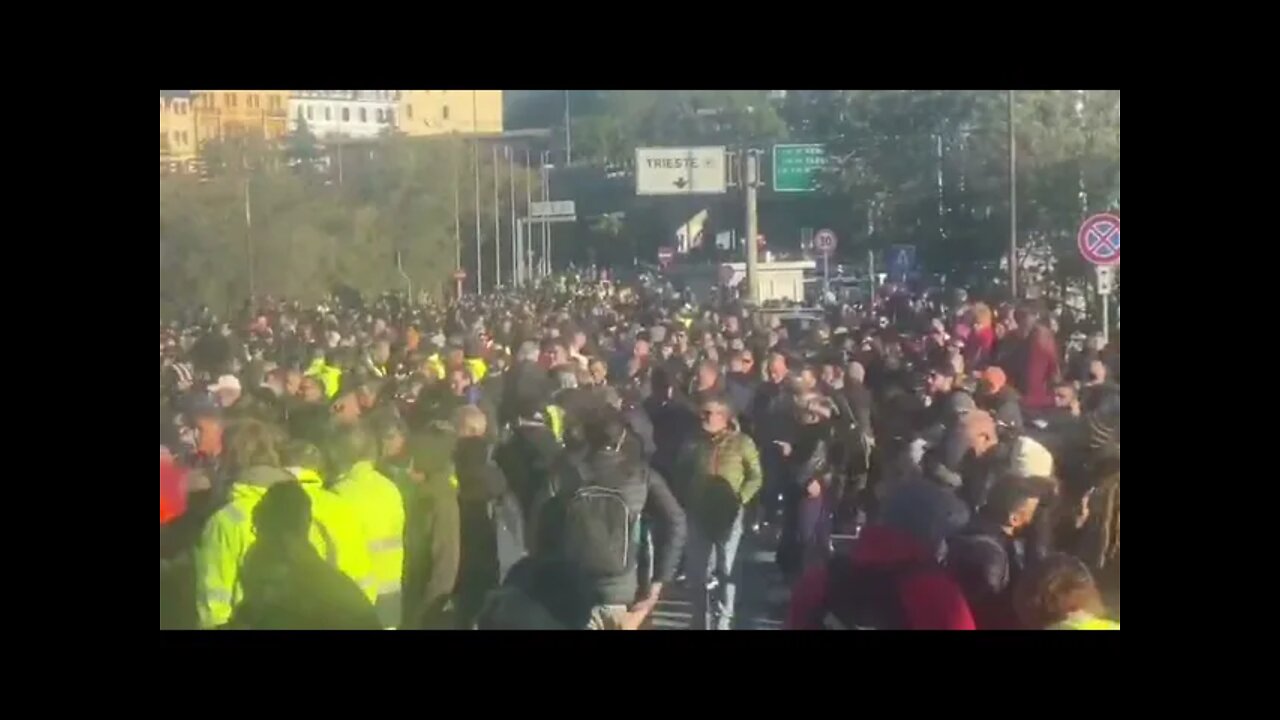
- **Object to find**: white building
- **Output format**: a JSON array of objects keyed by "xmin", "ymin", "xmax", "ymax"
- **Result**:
[{"xmin": 289, "ymin": 91, "xmax": 400, "ymax": 140}]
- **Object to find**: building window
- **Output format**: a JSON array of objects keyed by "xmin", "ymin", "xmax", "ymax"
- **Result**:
[
  {"xmin": 225, "ymin": 93, "xmax": 235, "ymax": 107},
  {"xmin": 181, "ymin": 131, "xmax": 189, "ymax": 145},
  {"xmin": 442, "ymin": 105, "xmax": 450, "ymax": 120},
  {"xmin": 406, "ymin": 104, "xmax": 414, "ymax": 120},
  {"xmin": 297, "ymin": 106, "xmax": 305, "ymax": 120},
  {"xmin": 270, "ymin": 96, "xmax": 280, "ymax": 111},
  {"xmin": 307, "ymin": 105, "xmax": 314, "ymax": 121},
  {"xmin": 375, "ymin": 109, "xmax": 384, "ymax": 123},
  {"xmin": 386, "ymin": 109, "xmax": 395, "ymax": 126},
  {"xmin": 160, "ymin": 132, "xmax": 167, "ymax": 149},
  {"xmin": 342, "ymin": 108, "xmax": 350, "ymax": 122},
  {"xmin": 325, "ymin": 106, "xmax": 332, "ymax": 121},
  {"xmin": 359, "ymin": 108, "xmax": 367, "ymax": 123}
]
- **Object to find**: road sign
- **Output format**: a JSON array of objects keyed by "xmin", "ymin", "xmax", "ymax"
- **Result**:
[
  {"xmin": 1095, "ymin": 265, "xmax": 1114, "ymax": 294},
  {"xmin": 813, "ymin": 228, "xmax": 838, "ymax": 255},
  {"xmin": 452, "ymin": 269, "xmax": 467, "ymax": 281},
  {"xmin": 1077, "ymin": 213, "xmax": 1121, "ymax": 266},
  {"xmin": 530, "ymin": 200, "xmax": 576, "ymax": 220},
  {"xmin": 888, "ymin": 244, "xmax": 916, "ymax": 283},
  {"xmin": 773, "ymin": 144, "xmax": 828, "ymax": 192},
  {"xmin": 657, "ymin": 246, "xmax": 675, "ymax": 266},
  {"xmin": 636, "ymin": 147, "xmax": 727, "ymax": 196}
]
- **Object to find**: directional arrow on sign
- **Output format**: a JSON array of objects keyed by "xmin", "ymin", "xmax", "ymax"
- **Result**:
[{"xmin": 673, "ymin": 177, "xmax": 688, "ymax": 189}]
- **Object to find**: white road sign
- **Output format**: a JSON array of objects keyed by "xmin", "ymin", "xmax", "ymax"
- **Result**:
[
  {"xmin": 530, "ymin": 200, "xmax": 576, "ymax": 219},
  {"xmin": 1095, "ymin": 265, "xmax": 1115, "ymax": 294},
  {"xmin": 635, "ymin": 147, "xmax": 727, "ymax": 196}
]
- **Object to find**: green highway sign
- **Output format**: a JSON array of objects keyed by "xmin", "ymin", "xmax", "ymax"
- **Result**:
[{"xmin": 772, "ymin": 143, "xmax": 828, "ymax": 193}]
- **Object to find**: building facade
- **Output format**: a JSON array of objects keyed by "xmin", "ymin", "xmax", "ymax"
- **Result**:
[
  {"xmin": 192, "ymin": 90, "xmax": 290, "ymax": 145},
  {"xmin": 398, "ymin": 90, "xmax": 503, "ymax": 136},
  {"xmin": 289, "ymin": 91, "xmax": 400, "ymax": 141},
  {"xmin": 160, "ymin": 90, "xmax": 197, "ymax": 173}
]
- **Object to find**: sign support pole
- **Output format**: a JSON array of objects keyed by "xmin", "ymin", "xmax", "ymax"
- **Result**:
[
  {"xmin": 515, "ymin": 220, "xmax": 524, "ymax": 287},
  {"xmin": 745, "ymin": 150, "xmax": 760, "ymax": 305},
  {"xmin": 1101, "ymin": 293, "xmax": 1109, "ymax": 345}
]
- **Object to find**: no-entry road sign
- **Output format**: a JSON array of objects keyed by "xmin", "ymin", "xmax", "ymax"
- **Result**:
[{"xmin": 1078, "ymin": 213, "xmax": 1121, "ymax": 266}]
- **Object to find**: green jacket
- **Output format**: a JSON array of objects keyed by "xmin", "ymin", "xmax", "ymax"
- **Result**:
[
  {"xmin": 331, "ymin": 461, "xmax": 406, "ymax": 598},
  {"xmin": 677, "ymin": 430, "xmax": 763, "ymax": 538}
]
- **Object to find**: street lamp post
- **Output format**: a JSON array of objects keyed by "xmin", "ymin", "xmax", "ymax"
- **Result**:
[{"xmin": 1008, "ymin": 89, "xmax": 1018, "ymax": 299}]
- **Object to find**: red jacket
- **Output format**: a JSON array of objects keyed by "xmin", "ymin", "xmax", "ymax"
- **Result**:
[
  {"xmin": 1022, "ymin": 326, "xmax": 1059, "ymax": 409},
  {"xmin": 966, "ymin": 325, "xmax": 995, "ymax": 370},
  {"xmin": 786, "ymin": 526, "xmax": 976, "ymax": 630},
  {"xmin": 160, "ymin": 451, "xmax": 188, "ymax": 526}
]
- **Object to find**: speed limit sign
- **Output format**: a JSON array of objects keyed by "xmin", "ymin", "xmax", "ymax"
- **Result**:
[{"xmin": 813, "ymin": 228, "xmax": 838, "ymax": 255}]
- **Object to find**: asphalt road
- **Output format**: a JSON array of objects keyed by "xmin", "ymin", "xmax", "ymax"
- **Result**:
[{"xmin": 645, "ymin": 529, "xmax": 791, "ymax": 631}]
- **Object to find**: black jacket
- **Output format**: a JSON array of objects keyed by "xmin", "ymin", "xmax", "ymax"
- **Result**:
[
  {"xmin": 454, "ymin": 438, "xmax": 525, "ymax": 625},
  {"xmin": 533, "ymin": 449, "xmax": 687, "ymax": 607},
  {"xmin": 495, "ymin": 423, "xmax": 563, "ymax": 525},
  {"xmin": 947, "ymin": 517, "xmax": 1026, "ymax": 629},
  {"xmin": 981, "ymin": 386, "xmax": 1024, "ymax": 432},
  {"xmin": 724, "ymin": 371, "xmax": 758, "ymax": 422},
  {"xmin": 644, "ymin": 395, "xmax": 699, "ymax": 485}
]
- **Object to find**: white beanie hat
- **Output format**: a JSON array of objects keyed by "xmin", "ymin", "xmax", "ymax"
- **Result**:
[{"xmin": 1011, "ymin": 436, "xmax": 1054, "ymax": 478}]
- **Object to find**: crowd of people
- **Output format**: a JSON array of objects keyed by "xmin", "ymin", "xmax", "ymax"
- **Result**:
[{"xmin": 160, "ymin": 274, "xmax": 1120, "ymax": 631}]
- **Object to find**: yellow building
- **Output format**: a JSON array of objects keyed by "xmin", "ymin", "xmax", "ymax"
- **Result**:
[
  {"xmin": 160, "ymin": 91, "xmax": 197, "ymax": 172},
  {"xmin": 398, "ymin": 90, "xmax": 503, "ymax": 136},
  {"xmin": 192, "ymin": 90, "xmax": 291, "ymax": 145}
]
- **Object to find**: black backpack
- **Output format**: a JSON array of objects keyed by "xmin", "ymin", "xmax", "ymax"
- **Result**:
[
  {"xmin": 818, "ymin": 557, "xmax": 930, "ymax": 630},
  {"xmin": 552, "ymin": 461, "xmax": 642, "ymax": 579}
]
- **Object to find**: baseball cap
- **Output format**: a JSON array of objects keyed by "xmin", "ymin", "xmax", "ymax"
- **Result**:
[{"xmin": 980, "ymin": 366, "xmax": 1007, "ymax": 392}]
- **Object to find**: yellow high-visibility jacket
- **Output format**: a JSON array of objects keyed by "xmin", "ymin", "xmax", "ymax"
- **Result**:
[
  {"xmin": 464, "ymin": 357, "xmax": 488, "ymax": 383},
  {"xmin": 290, "ymin": 467, "xmax": 378, "ymax": 602},
  {"xmin": 305, "ymin": 358, "xmax": 343, "ymax": 399},
  {"xmin": 195, "ymin": 466, "xmax": 351, "ymax": 629},
  {"xmin": 331, "ymin": 461, "xmax": 406, "ymax": 600},
  {"xmin": 546, "ymin": 404, "xmax": 566, "ymax": 444},
  {"xmin": 424, "ymin": 353, "xmax": 446, "ymax": 381}
]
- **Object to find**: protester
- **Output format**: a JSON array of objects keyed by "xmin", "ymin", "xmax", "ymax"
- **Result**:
[
  {"xmin": 946, "ymin": 474, "xmax": 1044, "ymax": 629},
  {"xmin": 226, "ymin": 481, "xmax": 382, "ymax": 630},
  {"xmin": 328, "ymin": 424, "xmax": 406, "ymax": 628},
  {"xmin": 452, "ymin": 405, "xmax": 524, "ymax": 629},
  {"xmin": 1013, "ymin": 552, "xmax": 1119, "ymax": 630},
  {"xmin": 678, "ymin": 396, "xmax": 763, "ymax": 629},
  {"xmin": 786, "ymin": 479, "xmax": 974, "ymax": 630},
  {"xmin": 530, "ymin": 407, "xmax": 686, "ymax": 629}
]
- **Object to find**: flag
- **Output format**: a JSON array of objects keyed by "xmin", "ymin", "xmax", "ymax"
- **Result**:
[{"xmin": 676, "ymin": 209, "xmax": 709, "ymax": 254}]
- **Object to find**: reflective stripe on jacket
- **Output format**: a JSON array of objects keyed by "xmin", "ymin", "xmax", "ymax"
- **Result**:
[{"xmin": 291, "ymin": 468, "xmax": 378, "ymax": 601}]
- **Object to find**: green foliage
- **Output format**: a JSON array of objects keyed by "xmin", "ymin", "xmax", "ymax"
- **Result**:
[{"xmin": 160, "ymin": 135, "xmax": 542, "ymax": 315}]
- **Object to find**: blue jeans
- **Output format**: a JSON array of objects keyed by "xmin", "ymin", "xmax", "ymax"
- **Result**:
[{"xmin": 687, "ymin": 509, "xmax": 745, "ymax": 630}]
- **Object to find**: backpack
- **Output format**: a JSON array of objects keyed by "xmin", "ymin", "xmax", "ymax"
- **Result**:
[
  {"xmin": 553, "ymin": 461, "xmax": 642, "ymax": 579},
  {"xmin": 818, "ymin": 557, "xmax": 931, "ymax": 630}
]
